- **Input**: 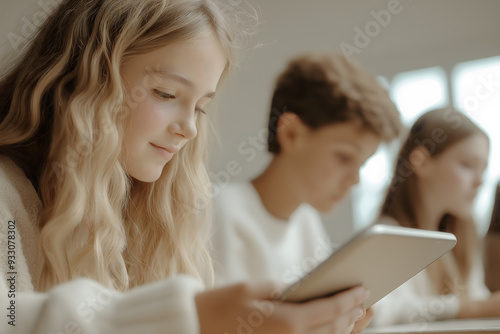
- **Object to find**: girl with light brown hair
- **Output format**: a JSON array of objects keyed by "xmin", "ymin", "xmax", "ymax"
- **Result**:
[
  {"xmin": 484, "ymin": 181, "xmax": 500, "ymax": 292},
  {"xmin": 372, "ymin": 108, "xmax": 500, "ymax": 326},
  {"xmin": 0, "ymin": 1, "xmax": 373, "ymax": 333}
]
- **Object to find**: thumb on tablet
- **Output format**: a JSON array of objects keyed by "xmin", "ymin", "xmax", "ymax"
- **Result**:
[{"xmin": 352, "ymin": 307, "xmax": 375, "ymax": 333}]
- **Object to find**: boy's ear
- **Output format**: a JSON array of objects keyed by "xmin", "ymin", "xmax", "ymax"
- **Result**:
[
  {"xmin": 409, "ymin": 146, "xmax": 432, "ymax": 178},
  {"xmin": 276, "ymin": 112, "xmax": 308, "ymax": 154}
]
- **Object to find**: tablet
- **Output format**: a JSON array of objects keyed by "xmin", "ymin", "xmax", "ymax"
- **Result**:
[{"xmin": 278, "ymin": 223, "xmax": 457, "ymax": 307}]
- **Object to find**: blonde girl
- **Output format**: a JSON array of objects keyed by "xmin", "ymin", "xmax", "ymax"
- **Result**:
[{"xmin": 0, "ymin": 1, "xmax": 372, "ymax": 333}]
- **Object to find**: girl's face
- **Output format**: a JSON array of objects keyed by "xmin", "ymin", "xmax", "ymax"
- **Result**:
[
  {"xmin": 419, "ymin": 134, "xmax": 489, "ymax": 219},
  {"xmin": 120, "ymin": 35, "xmax": 226, "ymax": 182}
]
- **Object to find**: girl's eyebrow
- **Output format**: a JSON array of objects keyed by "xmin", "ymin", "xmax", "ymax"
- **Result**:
[{"xmin": 148, "ymin": 68, "xmax": 216, "ymax": 98}]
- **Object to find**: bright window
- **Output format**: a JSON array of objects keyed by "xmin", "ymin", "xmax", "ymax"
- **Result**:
[
  {"xmin": 391, "ymin": 67, "xmax": 449, "ymax": 126},
  {"xmin": 355, "ymin": 59, "xmax": 500, "ymax": 235},
  {"xmin": 452, "ymin": 56, "xmax": 500, "ymax": 235},
  {"xmin": 354, "ymin": 66, "xmax": 465, "ymax": 229}
]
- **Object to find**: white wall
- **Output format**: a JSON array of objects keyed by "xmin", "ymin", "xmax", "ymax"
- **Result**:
[
  {"xmin": 2, "ymin": 0, "xmax": 499, "ymax": 243},
  {"xmin": 208, "ymin": 0, "xmax": 500, "ymax": 242}
]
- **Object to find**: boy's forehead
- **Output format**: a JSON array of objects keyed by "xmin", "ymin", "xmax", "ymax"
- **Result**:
[
  {"xmin": 317, "ymin": 121, "xmax": 377, "ymax": 141},
  {"xmin": 331, "ymin": 139, "xmax": 362, "ymax": 151},
  {"xmin": 313, "ymin": 121, "xmax": 382, "ymax": 156}
]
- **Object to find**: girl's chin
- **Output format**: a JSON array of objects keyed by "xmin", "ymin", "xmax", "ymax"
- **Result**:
[
  {"xmin": 452, "ymin": 207, "xmax": 474, "ymax": 220},
  {"xmin": 130, "ymin": 167, "xmax": 164, "ymax": 183}
]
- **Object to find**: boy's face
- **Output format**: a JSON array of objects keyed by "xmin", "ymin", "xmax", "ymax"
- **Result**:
[{"xmin": 288, "ymin": 120, "xmax": 381, "ymax": 213}]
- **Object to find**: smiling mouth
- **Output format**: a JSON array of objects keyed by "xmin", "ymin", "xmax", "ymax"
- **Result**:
[{"xmin": 151, "ymin": 143, "xmax": 177, "ymax": 160}]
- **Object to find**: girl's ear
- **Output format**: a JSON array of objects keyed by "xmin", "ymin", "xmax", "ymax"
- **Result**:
[
  {"xmin": 276, "ymin": 112, "xmax": 308, "ymax": 155},
  {"xmin": 410, "ymin": 145, "xmax": 432, "ymax": 178}
]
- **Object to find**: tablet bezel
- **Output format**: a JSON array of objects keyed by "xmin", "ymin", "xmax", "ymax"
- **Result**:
[{"xmin": 278, "ymin": 223, "xmax": 457, "ymax": 307}]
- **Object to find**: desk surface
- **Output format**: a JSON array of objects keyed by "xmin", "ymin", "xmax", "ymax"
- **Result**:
[{"xmin": 364, "ymin": 318, "xmax": 500, "ymax": 334}]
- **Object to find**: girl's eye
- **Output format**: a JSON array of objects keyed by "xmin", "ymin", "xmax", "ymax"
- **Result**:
[
  {"xmin": 195, "ymin": 106, "xmax": 207, "ymax": 114},
  {"xmin": 461, "ymin": 161, "xmax": 474, "ymax": 169},
  {"xmin": 154, "ymin": 89, "xmax": 207, "ymax": 114},
  {"xmin": 335, "ymin": 153, "xmax": 352, "ymax": 164},
  {"xmin": 154, "ymin": 89, "xmax": 175, "ymax": 100}
]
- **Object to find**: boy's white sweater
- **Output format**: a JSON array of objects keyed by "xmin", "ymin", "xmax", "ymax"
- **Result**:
[{"xmin": 211, "ymin": 182, "xmax": 335, "ymax": 287}]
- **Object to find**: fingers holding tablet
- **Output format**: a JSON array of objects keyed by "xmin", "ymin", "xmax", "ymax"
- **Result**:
[
  {"xmin": 352, "ymin": 307, "xmax": 375, "ymax": 334},
  {"xmin": 290, "ymin": 286, "xmax": 371, "ymax": 333},
  {"xmin": 196, "ymin": 282, "xmax": 371, "ymax": 334}
]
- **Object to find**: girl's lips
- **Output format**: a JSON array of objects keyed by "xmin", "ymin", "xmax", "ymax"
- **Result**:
[
  {"xmin": 332, "ymin": 192, "xmax": 347, "ymax": 202},
  {"xmin": 151, "ymin": 143, "xmax": 176, "ymax": 160}
]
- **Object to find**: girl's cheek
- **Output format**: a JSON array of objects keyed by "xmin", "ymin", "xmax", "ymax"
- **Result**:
[
  {"xmin": 321, "ymin": 159, "xmax": 339, "ymax": 180},
  {"xmin": 454, "ymin": 167, "xmax": 474, "ymax": 189},
  {"xmin": 145, "ymin": 100, "xmax": 170, "ymax": 122}
]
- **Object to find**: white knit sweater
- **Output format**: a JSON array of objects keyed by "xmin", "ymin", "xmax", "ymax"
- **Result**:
[{"xmin": 0, "ymin": 156, "xmax": 203, "ymax": 333}]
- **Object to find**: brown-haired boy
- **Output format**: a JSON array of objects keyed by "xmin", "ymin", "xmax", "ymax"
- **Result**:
[{"xmin": 211, "ymin": 53, "xmax": 403, "ymax": 328}]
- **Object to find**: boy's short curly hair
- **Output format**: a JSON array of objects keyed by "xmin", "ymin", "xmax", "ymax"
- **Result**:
[{"xmin": 268, "ymin": 54, "xmax": 403, "ymax": 154}]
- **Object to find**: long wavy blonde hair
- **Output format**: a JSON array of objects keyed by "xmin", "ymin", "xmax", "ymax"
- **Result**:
[
  {"xmin": 0, "ymin": 0, "xmax": 244, "ymax": 291},
  {"xmin": 381, "ymin": 108, "xmax": 488, "ymax": 296}
]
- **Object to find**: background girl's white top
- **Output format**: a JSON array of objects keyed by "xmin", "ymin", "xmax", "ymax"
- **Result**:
[{"xmin": 370, "ymin": 216, "xmax": 490, "ymax": 327}]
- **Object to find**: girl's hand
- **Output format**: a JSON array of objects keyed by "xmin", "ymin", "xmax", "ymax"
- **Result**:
[
  {"xmin": 458, "ymin": 291, "xmax": 500, "ymax": 318},
  {"xmin": 352, "ymin": 307, "xmax": 375, "ymax": 334},
  {"xmin": 196, "ymin": 282, "xmax": 371, "ymax": 334}
]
